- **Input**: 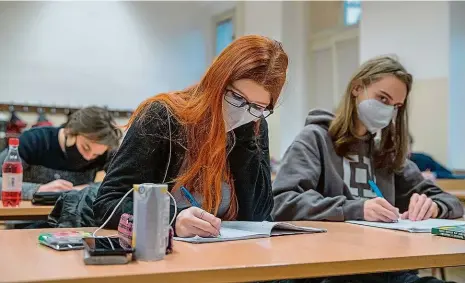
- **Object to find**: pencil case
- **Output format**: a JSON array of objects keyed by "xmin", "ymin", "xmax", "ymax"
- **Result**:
[{"xmin": 32, "ymin": 192, "xmax": 63, "ymax": 206}]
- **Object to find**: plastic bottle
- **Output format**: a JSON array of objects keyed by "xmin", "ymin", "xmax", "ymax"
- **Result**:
[{"xmin": 2, "ymin": 138, "xmax": 23, "ymax": 207}]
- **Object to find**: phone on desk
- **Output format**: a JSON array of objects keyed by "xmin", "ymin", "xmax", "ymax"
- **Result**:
[
  {"xmin": 82, "ymin": 236, "xmax": 133, "ymax": 265},
  {"xmin": 38, "ymin": 231, "xmax": 92, "ymax": 251}
]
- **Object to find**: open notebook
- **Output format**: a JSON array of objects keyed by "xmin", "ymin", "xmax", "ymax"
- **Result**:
[
  {"xmin": 174, "ymin": 221, "xmax": 326, "ymax": 243},
  {"xmin": 347, "ymin": 219, "xmax": 465, "ymax": 233}
]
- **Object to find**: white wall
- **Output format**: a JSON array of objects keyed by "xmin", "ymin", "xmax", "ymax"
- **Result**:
[
  {"xmin": 360, "ymin": 1, "xmax": 450, "ymax": 80},
  {"xmin": 0, "ymin": 1, "xmax": 214, "ymax": 110},
  {"xmin": 448, "ymin": 1, "xmax": 465, "ymax": 169},
  {"xmin": 280, "ymin": 1, "xmax": 311, "ymax": 156}
]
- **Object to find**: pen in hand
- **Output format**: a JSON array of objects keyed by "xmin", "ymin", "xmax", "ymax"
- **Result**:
[
  {"xmin": 180, "ymin": 186, "xmax": 221, "ymax": 236},
  {"xmin": 368, "ymin": 180, "xmax": 399, "ymax": 222},
  {"xmin": 180, "ymin": 186, "xmax": 201, "ymax": 208}
]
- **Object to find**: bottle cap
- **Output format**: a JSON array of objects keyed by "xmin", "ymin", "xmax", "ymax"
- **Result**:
[{"xmin": 8, "ymin": 138, "xmax": 19, "ymax": 146}]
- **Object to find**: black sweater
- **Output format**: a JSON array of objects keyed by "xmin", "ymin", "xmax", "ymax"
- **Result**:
[
  {"xmin": 93, "ymin": 103, "xmax": 273, "ymax": 229},
  {"xmin": 0, "ymin": 127, "xmax": 108, "ymax": 200}
]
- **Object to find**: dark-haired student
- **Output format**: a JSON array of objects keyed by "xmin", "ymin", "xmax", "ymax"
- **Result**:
[
  {"xmin": 0, "ymin": 106, "xmax": 122, "ymax": 200},
  {"xmin": 272, "ymin": 56, "xmax": 462, "ymax": 283}
]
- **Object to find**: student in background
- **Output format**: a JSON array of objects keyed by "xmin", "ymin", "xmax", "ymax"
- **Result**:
[
  {"xmin": 409, "ymin": 134, "xmax": 462, "ymax": 180},
  {"xmin": 0, "ymin": 106, "xmax": 122, "ymax": 200},
  {"xmin": 272, "ymin": 56, "xmax": 462, "ymax": 283},
  {"xmin": 94, "ymin": 35, "xmax": 288, "ymax": 238}
]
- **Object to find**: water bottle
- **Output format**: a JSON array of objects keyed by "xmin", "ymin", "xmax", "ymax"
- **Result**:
[
  {"xmin": 2, "ymin": 138, "xmax": 23, "ymax": 207},
  {"xmin": 132, "ymin": 183, "xmax": 170, "ymax": 261}
]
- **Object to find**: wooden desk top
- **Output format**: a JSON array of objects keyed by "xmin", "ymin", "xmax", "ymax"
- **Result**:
[
  {"xmin": 443, "ymin": 189, "xmax": 465, "ymax": 201},
  {"xmin": 0, "ymin": 201, "xmax": 53, "ymax": 218},
  {"xmin": 436, "ymin": 179, "xmax": 465, "ymax": 201},
  {"xmin": 2, "ymin": 222, "xmax": 465, "ymax": 283},
  {"xmin": 437, "ymin": 179, "xmax": 465, "ymax": 191}
]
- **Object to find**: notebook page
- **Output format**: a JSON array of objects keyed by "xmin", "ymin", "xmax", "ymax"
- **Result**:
[
  {"xmin": 347, "ymin": 219, "xmax": 465, "ymax": 233},
  {"xmin": 173, "ymin": 221, "xmax": 325, "ymax": 243},
  {"xmin": 221, "ymin": 221, "xmax": 277, "ymax": 234},
  {"xmin": 174, "ymin": 227, "xmax": 267, "ymax": 243}
]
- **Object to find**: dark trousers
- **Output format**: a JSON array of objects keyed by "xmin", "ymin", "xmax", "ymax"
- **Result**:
[
  {"xmin": 318, "ymin": 271, "xmax": 453, "ymax": 283},
  {"xmin": 264, "ymin": 271, "xmax": 455, "ymax": 283}
]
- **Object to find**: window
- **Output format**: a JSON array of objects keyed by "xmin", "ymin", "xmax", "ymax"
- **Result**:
[
  {"xmin": 344, "ymin": 0, "xmax": 361, "ymax": 26},
  {"xmin": 215, "ymin": 18, "xmax": 234, "ymax": 56}
]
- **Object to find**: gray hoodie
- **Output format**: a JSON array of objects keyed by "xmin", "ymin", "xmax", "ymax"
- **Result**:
[{"xmin": 272, "ymin": 109, "xmax": 464, "ymax": 221}]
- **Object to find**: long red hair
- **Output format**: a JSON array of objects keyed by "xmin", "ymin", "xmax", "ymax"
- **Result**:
[{"xmin": 128, "ymin": 35, "xmax": 288, "ymax": 219}]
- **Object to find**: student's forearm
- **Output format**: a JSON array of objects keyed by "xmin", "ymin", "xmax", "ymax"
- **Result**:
[
  {"xmin": 0, "ymin": 177, "xmax": 41, "ymax": 200},
  {"xmin": 272, "ymin": 188, "xmax": 365, "ymax": 221},
  {"xmin": 431, "ymin": 193, "xmax": 464, "ymax": 219}
]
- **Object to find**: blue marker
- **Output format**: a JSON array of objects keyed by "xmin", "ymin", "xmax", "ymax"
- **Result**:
[
  {"xmin": 180, "ymin": 186, "xmax": 201, "ymax": 208},
  {"xmin": 368, "ymin": 180, "xmax": 384, "ymax": 198}
]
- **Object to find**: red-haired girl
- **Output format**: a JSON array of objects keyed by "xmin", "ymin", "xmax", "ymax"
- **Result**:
[{"xmin": 93, "ymin": 35, "xmax": 288, "ymax": 237}]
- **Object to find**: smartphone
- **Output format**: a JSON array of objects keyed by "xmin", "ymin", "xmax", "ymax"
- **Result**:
[
  {"xmin": 38, "ymin": 231, "xmax": 92, "ymax": 251},
  {"xmin": 83, "ymin": 249, "xmax": 131, "ymax": 265},
  {"xmin": 82, "ymin": 236, "xmax": 133, "ymax": 256}
]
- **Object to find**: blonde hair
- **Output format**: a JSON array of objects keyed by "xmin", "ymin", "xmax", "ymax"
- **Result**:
[{"xmin": 329, "ymin": 56, "xmax": 413, "ymax": 172}]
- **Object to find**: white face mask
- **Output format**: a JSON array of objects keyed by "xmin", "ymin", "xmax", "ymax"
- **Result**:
[
  {"xmin": 357, "ymin": 89, "xmax": 397, "ymax": 134},
  {"xmin": 223, "ymin": 100, "xmax": 258, "ymax": 132}
]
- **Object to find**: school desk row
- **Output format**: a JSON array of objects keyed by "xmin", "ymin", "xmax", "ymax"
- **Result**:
[{"xmin": 1, "ymin": 221, "xmax": 465, "ymax": 283}]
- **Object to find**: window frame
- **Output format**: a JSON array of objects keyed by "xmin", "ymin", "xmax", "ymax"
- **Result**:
[
  {"xmin": 212, "ymin": 8, "xmax": 236, "ymax": 58},
  {"xmin": 343, "ymin": 0, "xmax": 361, "ymax": 27}
]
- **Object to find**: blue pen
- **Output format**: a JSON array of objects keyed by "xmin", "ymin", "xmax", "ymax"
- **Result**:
[
  {"xmin": 180, "ymin": 186, "xmax": 201, "ymax": 207},
  {"xmin": 368, "ymin": 180, "xmax": 384, "ymax": 198},
  {"xmin": 180, "ymin": 186, "xmax": 221, "ymax": 236},
  {"xmin": 368, "ymin": 180, "xmax": 399, "ymax": 222}
]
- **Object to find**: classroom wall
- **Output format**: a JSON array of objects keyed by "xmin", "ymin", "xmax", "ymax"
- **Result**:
[
  {"xmin": 4, "ymin": 1, "xmax": 457, "ymax": 168},
  {"xmin": 360, "ymin": 1, "xmax": 451, "ymax": 166},
  {"xmin": 0, "ymin": 1, "xmax": 216, "ymax": 111},
  {"xmin": 0, "ymin": 0, "xmax": 346, "ymax": 160},
  {"xmin": 280, "ymin": 2, "xmax": 312, "ymax": 156},
  {"xmin": 310, "ymin": 1, "xmax": 343, "ymax": 34},
  {"xmin": 236, "ymin": 1, "xmax": 312, "ymax": 159},
  {"xmin": 448, "ymin": 2, "xmax": 465, "ymax": 170}
]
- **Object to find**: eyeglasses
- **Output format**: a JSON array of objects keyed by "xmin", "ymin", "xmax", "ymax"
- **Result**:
[{"xmin": 224, "ymin": 89, "xmax": 273, "ymax": 118}]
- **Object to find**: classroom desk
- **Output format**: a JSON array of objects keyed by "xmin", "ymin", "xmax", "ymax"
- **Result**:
[
  {"xmin": 444, "ymin": 189, "xmax": 465, "ymax": 202},
  {"xmin": 2, "ymin": 222, "xmax": 465, "ymax": 283},
  {"xmin": 437, "ymin": 179, "xmax": 465, "ymax": 191},
  {"xmin": 437, "ymin": 179, "xmax": 465, "ymax": 202},
  {"xmin": 0, "ymin": 201, "xmax": 53, "ymax": 220}
]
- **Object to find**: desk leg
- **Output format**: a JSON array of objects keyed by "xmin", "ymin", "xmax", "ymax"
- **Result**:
[{"xmin": 440, "ymin": 268, "xmax": 446, "ymax": 280}]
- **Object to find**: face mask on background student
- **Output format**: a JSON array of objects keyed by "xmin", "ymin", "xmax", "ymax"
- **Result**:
[
  {"xmin": 357, "ymin": 88, "xmax": 397, "ymax": 134},
  {"xmin": 64, "ymin": 136, "xmax": 94, "ymax": 168},
  {"xmin": 223, "ymin": 101, "xmax": 258, "ymax": 132}
]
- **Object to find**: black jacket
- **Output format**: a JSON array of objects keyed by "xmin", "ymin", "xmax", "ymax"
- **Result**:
[
  {"xmin": 93, "ymin": 103, "xmax": 273, "ymax": 229},
  {"xmin": 47, "ymin": 183, "xmax": 100, "ymax": 228}
]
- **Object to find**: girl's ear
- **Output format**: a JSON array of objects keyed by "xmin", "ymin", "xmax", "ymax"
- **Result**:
[{"xmin": 352, "ymin": 84, "xmax": 364, "ymax": 97}]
